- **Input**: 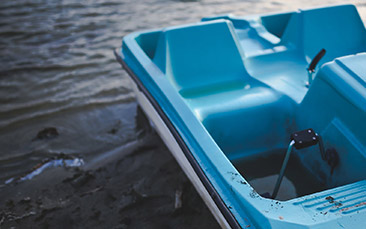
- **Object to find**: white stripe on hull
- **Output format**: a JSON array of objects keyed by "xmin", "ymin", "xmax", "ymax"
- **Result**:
[{"xmin": 130, "ymin": 80, "xmax": 231, "ymax": 228}]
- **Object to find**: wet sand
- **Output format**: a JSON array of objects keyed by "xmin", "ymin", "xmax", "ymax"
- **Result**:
[{"xmin": 0, "ymin": 129, "xmax": 219, "ymax": 229}]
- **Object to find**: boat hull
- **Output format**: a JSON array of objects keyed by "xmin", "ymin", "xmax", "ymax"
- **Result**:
[
  {"xmin": 115, "ymin": 4, "xmax": 366, "ymax": 228},
  {"xmin": 115, "ymin": 49, "xmax": 239, "ymax": 228},
  {"xmin": 131, "ymin": 75, "xmax": 230, "ymax": 228}
]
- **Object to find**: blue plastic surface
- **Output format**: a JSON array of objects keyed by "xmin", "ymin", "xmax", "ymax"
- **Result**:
[{"xmin": 118, "ymin": 4, "xmax": 366, "ymax": 228}]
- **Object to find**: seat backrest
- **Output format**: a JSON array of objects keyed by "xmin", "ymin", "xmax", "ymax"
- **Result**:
[
  {"xmin": 153, "ymin": 20, "xmax": 250, "ymax": 94},
  {"xmin": 281, "ymin": 5, "xmax": 366, "ymax": 64}
]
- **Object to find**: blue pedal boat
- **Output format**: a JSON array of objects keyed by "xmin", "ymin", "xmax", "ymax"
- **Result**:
[{"xmin": 115, "ymin": 4, "xmax": 366, "ymax": 228}]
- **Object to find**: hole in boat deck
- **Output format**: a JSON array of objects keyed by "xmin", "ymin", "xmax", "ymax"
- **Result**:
[{"xmin": 233, "ymin": 151, "xmax": 327, "ymax": 201}]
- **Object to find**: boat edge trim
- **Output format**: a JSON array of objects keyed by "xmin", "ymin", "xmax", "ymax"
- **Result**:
[{"xmin": 114, "ymin": 48, "xmax": 242, "ymax": 229}]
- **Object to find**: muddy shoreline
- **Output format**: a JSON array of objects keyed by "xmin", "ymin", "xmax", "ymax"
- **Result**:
[{"xmin": 0, "ymin": 130, "xmax": 219, "ymax": 229}]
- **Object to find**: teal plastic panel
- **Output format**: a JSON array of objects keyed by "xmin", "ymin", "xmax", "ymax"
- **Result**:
[{"xmin": 153, "ymin": 20, "xmax": 249, "ymax": 95}]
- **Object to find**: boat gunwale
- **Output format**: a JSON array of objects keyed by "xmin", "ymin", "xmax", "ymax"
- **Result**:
[{"xmin": 114, "ymin": 48, "xmax": 242, "ymax": 229}]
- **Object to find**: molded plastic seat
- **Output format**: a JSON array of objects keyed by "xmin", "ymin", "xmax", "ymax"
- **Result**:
[
  {"xmin": 296, "ymin": 54, "xmax": 366, "ymax": 186},
  {"xmin": 281, "ymin": 4, "xmax": 366, "ymax": 64},
  {"xmin": 151, "ymin": 20, "xmax": 297, "ymax": 157},
  {"xmin": 246, "ymin": 5, "xmax": 366, "ymax": 102},
  {"xmin": 153, "ymin": 20, "xmax": 250, "ymax": 96},
  {"xmin": 196, "ymin": 87, "xmax": 295, "ymax": 159}
]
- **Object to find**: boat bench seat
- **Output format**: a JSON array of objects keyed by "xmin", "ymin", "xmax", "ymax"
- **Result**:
[
  {"xmin": 300, "ymin": 53, "xmax": 366, "ymax": 138},
  {"xmin": 152, "ymin": 19, "xmax": 250, "ymax": 97},
  {"xmin": 292, "ymin": 4, "xmax": 366, "ymax": 64},
  {"xmin": 297, "ymin": 54, "xmax": 366, "ymax": 185},
  {"xmin": 151, "ymin": 19, "xmax": 298, "ymax": 157},
  {"xmin": 246, "ymin": 5, "xmax": 366, "ymax": 103},
  {"xmin": 202, "ymin": 15, "xmax": 281, "ymax": 57},
  {"xmin": 188, "ymin": 84, "xmax": 295, "ymax": 158}
]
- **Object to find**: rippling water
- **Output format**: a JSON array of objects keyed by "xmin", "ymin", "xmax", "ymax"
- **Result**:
[{"xmin": 0, "ymin": 0, "xmax": 365, "ymax": 190}]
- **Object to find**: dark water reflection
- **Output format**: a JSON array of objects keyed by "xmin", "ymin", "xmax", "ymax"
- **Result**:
[{"xmin": 0, "ymin": 0, "xmax": 364, "ymax": 225}]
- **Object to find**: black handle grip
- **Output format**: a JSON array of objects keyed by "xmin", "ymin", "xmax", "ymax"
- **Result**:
[{"xmin": 308, "ymin": 49, "xmax": 326, "ymax": 72}]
